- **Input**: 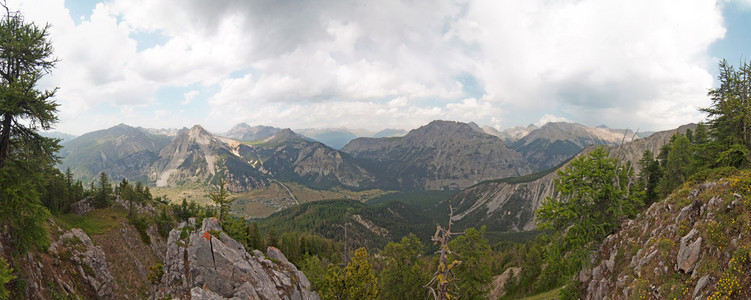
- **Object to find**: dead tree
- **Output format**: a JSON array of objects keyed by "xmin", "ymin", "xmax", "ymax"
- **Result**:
[{"xmin": 426, "ymin": 206, "xmax": 463, "ymax": 300}]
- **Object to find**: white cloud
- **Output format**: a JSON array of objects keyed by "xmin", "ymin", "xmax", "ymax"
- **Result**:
[
  {"xmin": 7, "ymin": 0, "xmax": 733, "ymax": 134},
  {"xmin": 182, "ymin": 90, "xmax": 199, "ymax": 105}
]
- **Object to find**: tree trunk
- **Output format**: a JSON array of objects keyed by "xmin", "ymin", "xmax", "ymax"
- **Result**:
[{"xmin": 0, "ymin": 114, "xmax": 11, "ymax": 168}]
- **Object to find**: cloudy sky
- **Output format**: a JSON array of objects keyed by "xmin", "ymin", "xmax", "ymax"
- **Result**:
[{"xmin": 12, "ymin": 0, "xmax": 751, "ymax": 135}]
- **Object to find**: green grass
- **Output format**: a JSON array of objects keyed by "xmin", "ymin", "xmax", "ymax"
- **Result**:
[
  {"xmin": 520, "ymin": 288, "xmax": 562, "ymax": 300},
  {"xmin": 55, "ymin": 207, "xmax": 125, "ymax": 235}
]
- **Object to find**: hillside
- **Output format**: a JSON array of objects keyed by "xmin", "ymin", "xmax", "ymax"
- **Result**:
[
  {"xmin": 234, "ymin": 129, "xmax": 377, "ymax": 190},
  {"xmin": 578, "ymin": 168, "xmax": 751, "ymax": 299},
  {"xmin": 342, "ymin": 120, "xmax": 530, "ymax": 190},
  {"xmin": 511, "ymin": 122, "xmax": 635, "ymax": 171},
  {"xmin": 445, "ymin": 124, "xmax": 694, "ymax": 233},
  {"xmin": 59, "ymin": 124, "xmax": 172, "ymax": 182},
  {"xmin": 258, "ymin": 199, "xmax": 437, "ymax": 249}
]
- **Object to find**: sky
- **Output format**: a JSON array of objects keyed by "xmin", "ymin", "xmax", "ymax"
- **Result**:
[{"xmin": 10, "ymin": 0, "xmax": 751, "ymax": 135}]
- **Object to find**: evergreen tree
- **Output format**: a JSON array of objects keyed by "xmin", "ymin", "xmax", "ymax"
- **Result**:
[
  {"xmin": 247, "ymin": 221, "xmax": 263, "ymax": 250},
  {"xmin": 701, "ymin": 59, "xmax": 751, "ymax": 166},
  {"xmin": 637, "ymin": 149, "xmax": 662, "ymax": 203},
  {"xmin": 0, "ymin": 3, "xmax": 58, "ymax": 253},
  {"xmin": 535, "ymin": 147, "xmax": 640, "ymax": 288},
  {"xmin": 320, "ymin": 263, "xmax": 345, "ymax": 300},
  {"xmin": 448, "ymin": 227, "xmax": 492, "ymax": 300},
  {"xmin": 380, "ymin": 233, "xmax": 428, "ymax": 300},
  {"xmin": 659, "ymin": 134, "xmax": 692, "ymax": 196},
  {"xmin": 95, "ymin": 171, "xmax": 111, "ymax": 208},
  {"xmin": 267, "ymin": 227, "xmax": 279, "ymax": 248},
  {"xmin": 344, "ymin": 247, "xmax": 378, "ymax": 299},
  {"xmin": 209, "ymin": 176, "xmax": 233, "ymax": 224},
  {"xmin": 0, "ymin": 4, "xmax": 58, "ymax": 168}
]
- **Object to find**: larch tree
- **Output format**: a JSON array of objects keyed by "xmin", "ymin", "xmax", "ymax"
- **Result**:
[
  {"xmin": 0, "ymin": 2, "xmax": 58, "ymax": 169},
  {"xmin": 0, "ymin": 3, "xmax": 58, "ymax": 253}
]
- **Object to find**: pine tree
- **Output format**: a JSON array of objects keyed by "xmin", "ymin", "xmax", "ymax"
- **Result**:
[
  {"xmin": 701, "ymin": 59, "xmax": 751, "ymax": 166},
  {"xmin": 448, "ymin": 227, "xmax": 492, "ymax": 300},
  {"xmin": 247, "ymin": 221, "xmax": 262, "ymax": 250},
  {"xmin": 637, "ymin": 149, "xmax": 662, "ymax": 203},
  {"xmin": 380, "ymin": 233, "xmax": 428, "ymax": 300},
  {"xmin": 344, "ymin": 247, "xmax": 378, "ymax": 299},
  {"xmin": 209, "ymin": 176, "xmax": 233, "ymax": 224},
  {"xmin": 94, "ymin": 171, "xmax": 111, "ymax": 208}
]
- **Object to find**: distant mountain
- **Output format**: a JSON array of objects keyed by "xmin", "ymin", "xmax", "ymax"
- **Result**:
[
  {"xmin": 59, "ymin": 124, "xmax": 172, "ymax": 182},
  {"xmin": 511, "ymin": 122, "xmax": 634, "ymax": 171},
  {"xmin": 234, "ymin": 129, "xmax": 376, "ymax": 189},
  {"xmin": 372, "ymin": 128, "xmax": 407, "ymax": 138},
  {"xmin": 221, "ymin": 123, "xmax": 282, "ymax": 141},
  {"xmin": 443, "ymin": 123, "xmax": 696, "ymax": 233},
  {"xmin": 498, "ymin": 124, "xmax": 538, "ymax": 143},
  {"xmin": 139, "ymin": 127, "xmax": 184, "ymax": 137},
  {"xmin": 40, "ymin": 131, "xmax": 77, "ymax": 143},
  {"xmin": 294, "ymin": 128, "xmax": 362, "ymax": 150},
  {"xmin": 148, "ymin": 125, "xmax": 268, "ymax": 192},
  {"xmin": 342, "ymin": 120, "xmax": 530, "ymax": 190}
]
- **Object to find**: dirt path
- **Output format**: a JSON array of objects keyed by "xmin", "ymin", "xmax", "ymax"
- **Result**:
[{"xmin": 273, "ymin": 180, "xmax": 298, "ymax": 205}]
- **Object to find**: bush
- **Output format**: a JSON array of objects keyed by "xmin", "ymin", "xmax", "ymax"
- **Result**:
[{"xmin": 128, "ymin": 215, "xmax": 151, "ymax": 245}]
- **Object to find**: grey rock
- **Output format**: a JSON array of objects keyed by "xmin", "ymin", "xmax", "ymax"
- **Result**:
[
  {"xmin": 70, "ymin": 197, "xmax": 94, "ymax": 216},
  {"xmin": 677, "ymin": 229, "xmax": 702, "ymax": 273},
  {"xmin": 51, "ymin": 228, "xmax": 120, "ymax": 298},
  {"xmin": 693, "ymin": 275, "xmax": 710, "ymax": 298},
  {"xmin": 156, "ymin": 218, "xmax": 320, "ymax": 300}
]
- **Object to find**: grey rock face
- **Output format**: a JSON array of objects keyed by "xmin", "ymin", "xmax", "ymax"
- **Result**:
[{"xmin": 155, "ymin": 218, "xmax": 319, "ymax": 300}]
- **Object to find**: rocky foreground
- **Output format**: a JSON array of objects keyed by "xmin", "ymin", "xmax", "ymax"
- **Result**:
[{"xmin": 155, "ymin": 217, "xmax": 319, "ymax": 299}]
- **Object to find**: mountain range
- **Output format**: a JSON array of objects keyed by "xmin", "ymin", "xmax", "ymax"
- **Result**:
[{"xmin": 59, "ymin": 120, "xmax": 651, "ymax": 192}]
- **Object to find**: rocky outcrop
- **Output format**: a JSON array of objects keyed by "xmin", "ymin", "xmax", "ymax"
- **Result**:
[
  {"xmin": 156, "ymin": 218, "xmax": 319, "ymax": 299},
  {"xmin": 71, "ymin": 197, "xmax": 95, "ymax": 215},
  {"xmin": 577, "ymin": 174, "xmax": 749, "ymax": 299},
  {"xmin": 48, "ymin": 228, "xmax": 120, "ymax": 298}
]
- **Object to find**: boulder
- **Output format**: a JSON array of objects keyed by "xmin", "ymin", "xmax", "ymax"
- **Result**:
[{"xmin": 676, "ymin": 229, "xmax": 702, "ymax": 273}]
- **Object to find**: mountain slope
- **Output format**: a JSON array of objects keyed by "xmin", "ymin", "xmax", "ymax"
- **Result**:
[
  {"xmin": 59, "ymin": 124, "xmax": 172, "ymax": 182},
  {"xmin": 444, "ymin": 124, "xmax": 695, "ymax": 233},
  {"xmin": 579, "ymin": 168, "xmax": 751, "ymax": 299},
  {"xmin": 511, "ymin": 122, "xmax": 635, "ymax": 171},
  {"xmin": 148, "ymin": 125, "xmax": 268, "ymax": 192},
  {"xmin": 342, "ymin": 120, "xmax": 529, "ymax": 190},
  {"xmin": 234, "ymin": 129, "xmax": 376, "ymax": 189}
]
